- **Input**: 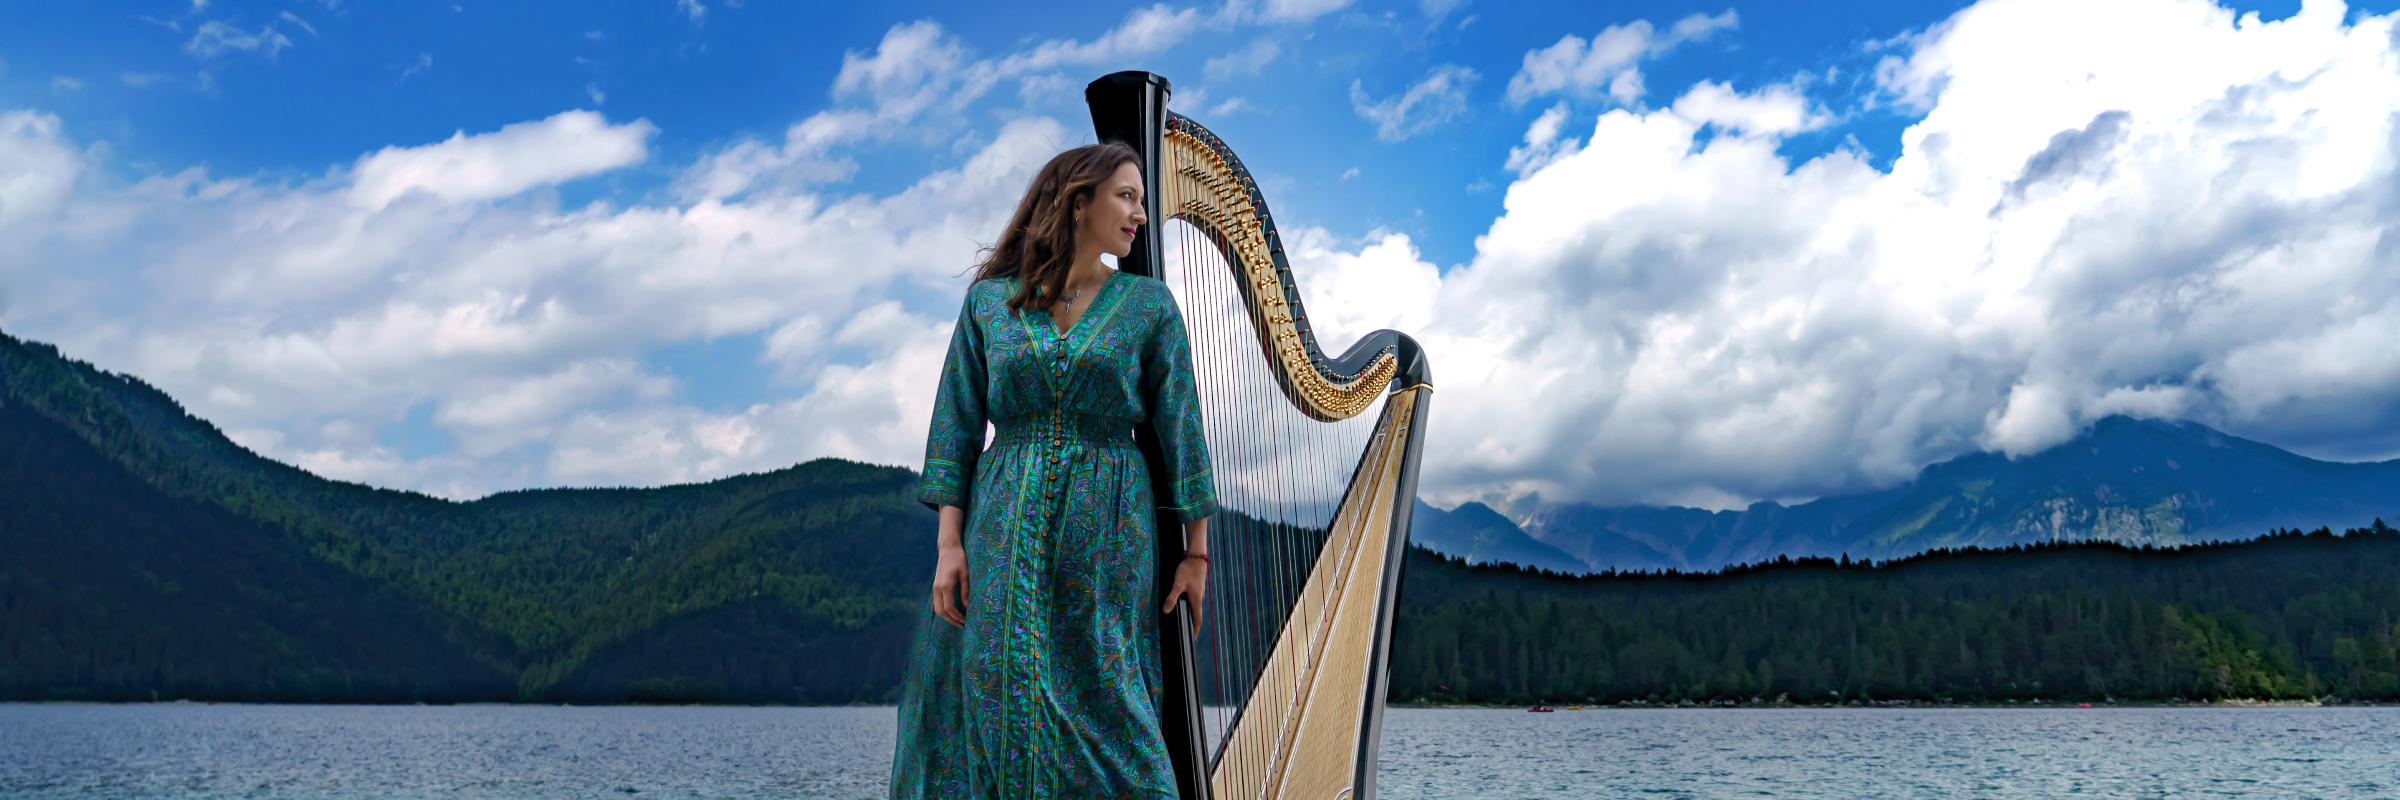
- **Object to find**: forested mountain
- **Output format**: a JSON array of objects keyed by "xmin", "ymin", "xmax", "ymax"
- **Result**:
[
  {"xmin": 1443, "ymin": 417, "xmax": 2400, "ymax": 574},
  {"xmin": 1, "ymin": 331, "xmax": 934, "ymax": 703},
  {"xmin": 7, "ymin": 327, "xmax": 2399, "ymax": 706},
  {"xmin": 0, "ymin": 390, "xmax": 514, "ymax": 702}
]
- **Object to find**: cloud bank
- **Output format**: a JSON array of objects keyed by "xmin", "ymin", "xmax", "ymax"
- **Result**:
[
  {"xmin": 6, "ymin": 0, "xmax": 2400, "ymax": 513},
  {"xmin": 0, "ymin": 102, "xmax": 1064, "ymax": 497},
  {"xmin": 1363, "ymin": 0, "xmax": 2400, "ymax": 507}
]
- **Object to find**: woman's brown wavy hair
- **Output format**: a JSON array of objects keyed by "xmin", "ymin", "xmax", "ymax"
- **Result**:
[{"xmin": 977, "ymin": 141, "xmax": 1143, "ymax": 312}]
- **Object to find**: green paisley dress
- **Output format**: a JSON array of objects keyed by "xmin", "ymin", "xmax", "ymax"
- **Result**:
[{"xmin": 891, "ymin": 270, "xmax": 1217, "ymax": 799}]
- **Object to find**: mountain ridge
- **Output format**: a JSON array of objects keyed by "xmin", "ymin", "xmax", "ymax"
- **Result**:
[
  {"xmin": 0, "ymin": 329, "xmax": 935, "ymax": 702},
  {"xmin": 1407, "ymin": 498, "xmax": 1585, "ymax": 574},
  {"xmin": 10, "ymin": 326, "xmax": 2400, "ymax": 705},
  {"xmin": 1412, "ymin": 416, "xmax": 2400, "ymax": 574}
]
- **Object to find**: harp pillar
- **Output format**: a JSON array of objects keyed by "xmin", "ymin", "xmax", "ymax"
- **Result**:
[{"xmin": 1088, "ymin": 70, "xmax": 1214, "ymax": 800}]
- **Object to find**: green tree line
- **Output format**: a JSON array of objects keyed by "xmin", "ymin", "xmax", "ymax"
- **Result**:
[
  {"xmin": 9, "ymin": 329, "xmax": 2400, "ymax": 706},
  {"xmin": 1390, "ymin": 525, "xmax": 2400, "ymax": 705}
]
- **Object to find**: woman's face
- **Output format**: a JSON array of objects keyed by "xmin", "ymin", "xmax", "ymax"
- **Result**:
[{"xmin": 1078, "ymin": 161, "xmax": 1148, "ymax": 261}]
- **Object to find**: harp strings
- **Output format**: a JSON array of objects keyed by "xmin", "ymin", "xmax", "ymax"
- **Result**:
[{"xmin": 1160, "ymin": 202, "xmax": 1384, "ymax": 792}]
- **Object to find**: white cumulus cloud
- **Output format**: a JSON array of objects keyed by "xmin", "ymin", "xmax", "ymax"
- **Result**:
[
  {"xmin": 681, "ymin": 9, "xmax": 1202, "ymax": 202},
  {"xmin": 12, "ymin": 0, "xmax": 2400, "ymax": 515},
  {"xmin": 0, "ymin": 111, "xmax": 81, "ymax": 246},
  {"xmin": 1385, "ymin": 0, "xmax": 2400, "ymax": 507},
  {"xmin": 1351, "ymin": 64, "xmax": 1480, "ymax": 142},
  {"xmin": 1504, "ymin": 10, "xmax": 1736, "ymax": 105},
  {"xmin": 1504, "ymin": 102, "xmax": 1581, "ymax": 175},
  {"xmin": 348, "ymin": 110, "xmax": 654, "ymax": 209},
  {"xmin": 0, "ymin": 5, "xmax": 1231, "ymax": 498},
  {"xmin": 1670, "ymin": 80, "xmax": 1827, "ymax": 137},
  {"xmin": 0, "ymin": 100, "xmax": 1070, "ymax": 497}
]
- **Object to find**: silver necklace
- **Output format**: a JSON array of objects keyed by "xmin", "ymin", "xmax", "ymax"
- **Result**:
[
  {"xmin": 1055, "ymin": 282, "xmax": 1088, "ymax": 317},
  {"xmin": 1048, "ymin": 284, "xmax": 1086, "ymax": 342}
]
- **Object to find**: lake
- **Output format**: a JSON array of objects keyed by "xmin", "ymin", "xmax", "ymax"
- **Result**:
[{"xmin": 3, "ymin": 704, "xmax": 2393, "ymax": 798}]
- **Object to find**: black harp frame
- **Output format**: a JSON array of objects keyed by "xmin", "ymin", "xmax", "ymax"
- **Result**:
[{"xmin": 1086, "ymin": 70, "xmax": 1433, "ymax": 800}]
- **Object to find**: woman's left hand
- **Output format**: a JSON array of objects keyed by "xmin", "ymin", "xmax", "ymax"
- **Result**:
[{"xmin": 1162, "ymin": 555, "xmax": 1208, "ymax": 631}]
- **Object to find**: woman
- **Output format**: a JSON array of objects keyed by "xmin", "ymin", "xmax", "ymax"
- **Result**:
[{"xmin": 891, "ymin": 141, "xmax": 1216, "ymax": 799}]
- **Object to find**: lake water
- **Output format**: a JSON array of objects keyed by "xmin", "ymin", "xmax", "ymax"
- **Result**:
[{"xmin": 3, "ymin": 704, "xmax": 2394, "ymax": 799}]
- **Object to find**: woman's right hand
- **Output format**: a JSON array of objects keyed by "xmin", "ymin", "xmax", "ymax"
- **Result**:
[
  {"xmin": 931, "ymin": 506, "xmax": 970, "ymax": 626},
  {"xmin": 931, "ymin": 543, "xmax": 970, "ymax": 626}
]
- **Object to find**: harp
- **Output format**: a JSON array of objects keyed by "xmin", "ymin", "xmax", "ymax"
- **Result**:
[{"xmin": 1087, "ymin": 72, "xmax": 1433, "ymax": 800}]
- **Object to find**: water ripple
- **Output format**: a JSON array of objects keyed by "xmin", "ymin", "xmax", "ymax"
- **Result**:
[
  {"xmin": 3, "ymin": 705, "xmax": 2395, "ymax": 799},
  {"xmin": 1377, "ymin": 707, "xmax": 2400, "ymax": 800}
]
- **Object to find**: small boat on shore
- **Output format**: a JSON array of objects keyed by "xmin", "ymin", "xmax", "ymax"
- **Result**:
[{"xmin": 1528, "ymin": 705, "xmax": 1554, "ymax": 712}]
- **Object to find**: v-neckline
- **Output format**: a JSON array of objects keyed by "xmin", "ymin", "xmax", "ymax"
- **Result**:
[
  {"xmin": 1020, "ymin": 271, "xmax": 1128, "ymax": 397},
  {"xmin": 1044, "ymin": 269, "xmax": 1120, "ymax": 339}
]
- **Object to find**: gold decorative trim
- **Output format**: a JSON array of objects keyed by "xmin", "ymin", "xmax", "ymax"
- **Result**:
[{"xmin": 1162, "ymin": 126, "xmax": 1399, "ymax": 422}]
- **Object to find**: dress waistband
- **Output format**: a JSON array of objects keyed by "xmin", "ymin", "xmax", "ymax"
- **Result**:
[{"xmin": 992, "ymin": 414, "xmax": 1139, "ymax": 450}]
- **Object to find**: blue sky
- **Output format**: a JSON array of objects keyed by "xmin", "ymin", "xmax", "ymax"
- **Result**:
[
  {"xmin": 5, "ymin": 0, "xmax": 2003, "ymax": 267},
  {"xmin": 5, "ymin": 0, "xmax": 2400, "ymax": 507}
]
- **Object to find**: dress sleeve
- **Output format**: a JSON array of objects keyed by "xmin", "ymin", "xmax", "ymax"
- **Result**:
[
  {"xmin": 1142, "ymin": 292, "xmax": 1218, "ymax": 524},
  {"xmin": 919, "ymin": 290, "xmax": 989, "ymax": 512}
]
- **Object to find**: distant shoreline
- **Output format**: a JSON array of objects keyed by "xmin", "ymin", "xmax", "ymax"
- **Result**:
[
  {"xmin": 6, "ymin": 699, "xmax": 2394, "ymax": 710},
  {"xmin": 1398, "ymin": 698, "xmax": 2396, "ymax": 710}
]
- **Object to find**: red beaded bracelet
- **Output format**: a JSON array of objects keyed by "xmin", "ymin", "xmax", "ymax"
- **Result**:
[{"xmin": 1183, "ymin": 552, "xmax": 1211, "ymax": 563}]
